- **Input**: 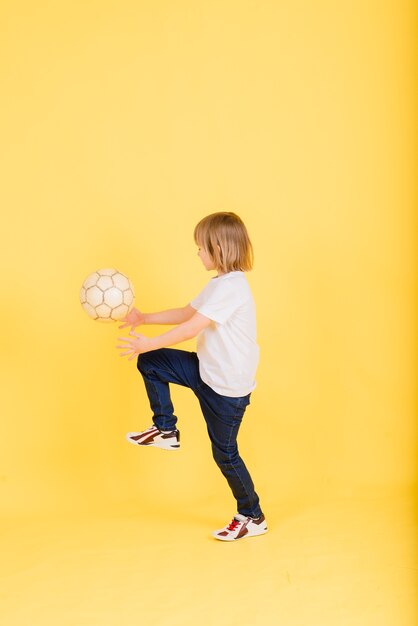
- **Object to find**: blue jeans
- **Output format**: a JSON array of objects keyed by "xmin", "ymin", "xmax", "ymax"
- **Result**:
[{"xmin": 136, "ymin": 348, "xmax": 263, "ymax": 518}]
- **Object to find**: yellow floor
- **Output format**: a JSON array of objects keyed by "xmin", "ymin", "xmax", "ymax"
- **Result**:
[{"xmin": 1, "ymin": 488, "xmax": 416, "ymax": 626}]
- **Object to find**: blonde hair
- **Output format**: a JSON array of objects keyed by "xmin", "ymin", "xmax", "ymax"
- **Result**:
[{"xmin": 194, "ymin": 212, "xmax": 254, "ymax": 273}]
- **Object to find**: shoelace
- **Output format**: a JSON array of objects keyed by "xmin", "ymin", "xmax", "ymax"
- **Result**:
[{"xmin": 227, "ymin": 518, "xmax": 242, "ymax": 531}]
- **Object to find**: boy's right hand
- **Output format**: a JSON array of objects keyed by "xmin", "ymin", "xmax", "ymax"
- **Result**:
[{"xmin": 118, "ymin": 307, "xmax": 146, "ymax": 330}]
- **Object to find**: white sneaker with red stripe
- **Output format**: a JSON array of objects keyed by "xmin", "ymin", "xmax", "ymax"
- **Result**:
[
  {"xmin": 126, "ymin": 425, "xmax": 180, "ymax": 450},
  {"xmin": 212, "ymin": 513, "xmax": 268, "ymax": 541}
]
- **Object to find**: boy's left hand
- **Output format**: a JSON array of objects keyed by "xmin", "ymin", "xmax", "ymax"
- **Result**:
[{"xmin": 116, "ymin": 331, "xmax": 151, "ymax": 361}]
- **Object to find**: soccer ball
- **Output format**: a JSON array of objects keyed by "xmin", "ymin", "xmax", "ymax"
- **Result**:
[{"xmin": 80, "ymin": 268, "xmax": 135, "ymax": 322}]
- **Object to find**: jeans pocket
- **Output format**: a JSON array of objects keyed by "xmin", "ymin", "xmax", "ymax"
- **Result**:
[
  {"xmin": 197, "ymin": 381, "xmax": 251, "ymax": 419},
  {"xmin": 235, "ymin": 394, "xmax": 251, "ymax": 410},
  {"xmin": 221, "ymin": 394, "xmax": 250, "ymax": 418}
]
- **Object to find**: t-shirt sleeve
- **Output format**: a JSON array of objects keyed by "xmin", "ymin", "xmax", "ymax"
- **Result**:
[{"xmin": 190, "ymin": 280, "xmax": 242, "ymax": 324}]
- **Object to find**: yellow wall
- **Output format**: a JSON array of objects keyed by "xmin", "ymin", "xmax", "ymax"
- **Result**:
[{"xmin": 0, "ymin": 0, "xmax": 416, "ymax": 517}]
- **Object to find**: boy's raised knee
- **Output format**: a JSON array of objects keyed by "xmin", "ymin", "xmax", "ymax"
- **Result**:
[
  {"xmin": 137, "ymin": 350, "xmax": 162, "ymax": 374},
  {"xmin": 137, "ymin": 352, "xmax": 148, "ymax": 372}
]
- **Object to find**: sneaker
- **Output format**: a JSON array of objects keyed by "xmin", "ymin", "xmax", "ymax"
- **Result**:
[
  {"xmin": 212, "ymin": 513, "xmax": 268, "ymax": 541},
  {"xmin": 126, "ymin": 425, "xmax": 180, "ymax": 450}
]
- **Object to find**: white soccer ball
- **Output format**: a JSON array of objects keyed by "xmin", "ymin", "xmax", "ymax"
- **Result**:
[{"xmin": 80, "ymin": 268, "xmax": 135, "ymax": 322}]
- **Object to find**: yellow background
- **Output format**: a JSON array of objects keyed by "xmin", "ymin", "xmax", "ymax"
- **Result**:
[{"xmin": 0, "ymin": 1, "xmax": 416, "ymax": 625}]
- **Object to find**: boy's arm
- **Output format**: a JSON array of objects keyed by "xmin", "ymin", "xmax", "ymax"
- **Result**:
[
  {"xmin": 119, "ymin": 304, "xmax": 196, "ymax": 330},
  {"xmin": 147, "ymin": 312, "xmax": 211, "ymax": 351},
  {"xmin": 117, "ymin": 312, "xmax": 212, "ymax": 360},
  {"xmin": 143, "ymin": 304, "xmax": 196, "ymax": 325}
]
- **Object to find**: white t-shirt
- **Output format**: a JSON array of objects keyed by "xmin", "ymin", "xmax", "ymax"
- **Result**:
[{"xmin": 190, "ymin": 271, "xmax": 259, "ymax": 397}]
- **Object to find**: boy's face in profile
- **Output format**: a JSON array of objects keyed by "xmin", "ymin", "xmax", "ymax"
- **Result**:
[{"xmin": 197, "ymin": 245, "xmax": 216, "ymax": 272}]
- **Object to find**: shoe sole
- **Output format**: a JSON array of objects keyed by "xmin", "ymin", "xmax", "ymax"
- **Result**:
[
  {"xmin": 212, "ymin": 528, "xmax": 268, "ymax": 541},
  {"xmin": 125, "ymin": 433, "xmax": 180, "ymax": 451}
]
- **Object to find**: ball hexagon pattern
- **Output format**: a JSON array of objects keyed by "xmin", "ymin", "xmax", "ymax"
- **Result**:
[{"xmin": 80, "ymin": 268, "xmax": 135, "ymax": 322}]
